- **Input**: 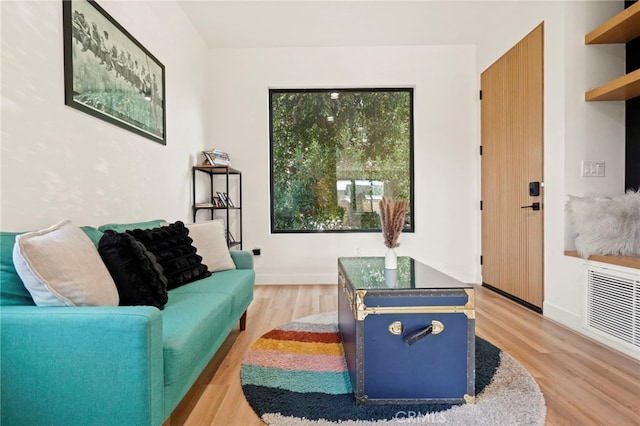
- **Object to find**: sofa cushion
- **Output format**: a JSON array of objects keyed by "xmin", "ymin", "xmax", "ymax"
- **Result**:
[
  {"xmin": 171, "ymin": 269, "xmax": 255, "ymax": 320},
  {"xmin": 184, "ymin": 220, "xmax": 236, "ymax": 272},
  {"xmin": 12, "ymin": 220, "xmax": 119, "ymax": 306},
  {"xmin": 127, "ymin": 221, "xmax": 211, "ymax": 290},
  {"xmin": 98, "ymin": 220, "xmax": 165, "ymax": 233},
  {"xmin": 98, "ymin": 230, "xmax": 169, "ymax": 310},
  {"xmin": 0, "ymin": 232, "xmax": 35, "ymax": 306},
  {"xmin": 161, "ymin": 291, "xmax": 233, "ymax": 386}
]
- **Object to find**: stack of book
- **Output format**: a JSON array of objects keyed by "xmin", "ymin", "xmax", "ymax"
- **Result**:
[{"xmin": 203, "ymin": 149, "xmax": 230, "ymax": 166}]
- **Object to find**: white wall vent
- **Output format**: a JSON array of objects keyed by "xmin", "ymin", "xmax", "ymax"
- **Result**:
[{"xmin": 585, "ymin": 264, "xmax": 639, "ymax": 350}]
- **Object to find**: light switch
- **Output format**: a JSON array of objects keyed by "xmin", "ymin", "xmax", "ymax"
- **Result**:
[{"xmin": 581, "ymin": 160, "xmax": 605, "ymax": 177}]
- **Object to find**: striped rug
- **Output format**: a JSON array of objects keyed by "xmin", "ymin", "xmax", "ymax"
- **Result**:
[{"xmin": 241, "ymin": 312, "xmax": 545, "ymax": 425}]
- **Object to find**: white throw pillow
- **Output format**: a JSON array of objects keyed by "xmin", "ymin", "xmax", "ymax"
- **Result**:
[
  {"xmin": 184, "ymin": 220, "xmax": 236, "ymax": 272},
  {"xmin": 566, "ymin": 191, "xmax": 640, "ymax": 258},
  {"xmin": 13, "ymin": 220, "xmax": 119, "ymax": 306}
]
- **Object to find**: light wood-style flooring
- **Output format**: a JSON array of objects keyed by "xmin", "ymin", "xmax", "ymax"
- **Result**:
[{"xmin": 167, "ymin": 284, "xmax": 640, "ymax": 426}]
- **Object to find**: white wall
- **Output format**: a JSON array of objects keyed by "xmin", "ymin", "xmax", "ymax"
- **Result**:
[
  {"xmin": 475, "ymin": 1, "xmax": 627, "ymax": 352},
  {"xmin": 1, "ymin": 0, "xmax": 209, "ymax": 231},
  {"xmin": 546, "ymin": 1, "xmax": 627, "ymax": 342},
  {"xmin": 207, "ymin": 46, "xmax": 478, "ymax": 284}
]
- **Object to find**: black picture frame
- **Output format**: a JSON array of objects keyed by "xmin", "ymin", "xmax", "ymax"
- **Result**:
[{"xmin": 63, "ymin": 0, "xmax": 166, "ymax": 145}]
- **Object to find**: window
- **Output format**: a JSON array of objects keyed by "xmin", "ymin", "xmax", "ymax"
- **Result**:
[{"xmin": 270, "ymin": 88, "xmax": 414, "ymax": 233}]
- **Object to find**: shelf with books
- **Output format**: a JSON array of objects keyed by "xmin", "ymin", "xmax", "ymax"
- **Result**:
[
  {"xmin": 192, "ymin": 165, "xmax": 242, "ymax": 249},
  {"xmin": 202, "ymin": 149, "xmax": 231, "ymax": 167}
]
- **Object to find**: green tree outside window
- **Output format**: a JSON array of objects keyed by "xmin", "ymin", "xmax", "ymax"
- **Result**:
[{"xmin": 270, "ymin": 88, "xmax": 414, "ymax": 233}]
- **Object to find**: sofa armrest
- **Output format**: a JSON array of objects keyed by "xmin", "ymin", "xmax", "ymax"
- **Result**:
[
  {"xmin": 230, "ymin": 250, "xmax": 254, "ymax": 270},
  {"xmin": 1, "ymin": 305, "xmax": 164, "ymax": 426}
]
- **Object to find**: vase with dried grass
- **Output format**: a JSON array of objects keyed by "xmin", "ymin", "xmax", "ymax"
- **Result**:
[{"xmin": 379, "ymin": 197, "xmax": 409, "ymax": 270}]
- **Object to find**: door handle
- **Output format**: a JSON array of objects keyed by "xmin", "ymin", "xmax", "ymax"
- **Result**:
[{"xmin": 521, "ymin": 202, "xmax": 540, "ymax": 211}]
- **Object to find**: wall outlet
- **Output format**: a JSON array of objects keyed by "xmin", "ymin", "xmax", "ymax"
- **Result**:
[
  {"xmin": 581, "ymin": 160, "xmax": 605, "ymax": 177},
  {"xmin": 252, "ymin": 248, "xmax": 261, "ymax": 256}
]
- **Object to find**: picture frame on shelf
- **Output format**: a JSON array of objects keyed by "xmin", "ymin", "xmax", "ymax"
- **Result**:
[
  {"xmin": 63, "ymin": 0, "xmax": 166, "ymax": 145},
  {"xmin": 203, "ymin": 151, "xmax": 216, "ymax": 166},
  {"xmin": 203, "ymin": 149, "xmax": 230, "ymax": 166},
  {"xmin": 216, "ymin": 192, "xmax": 228, "ymax": 206},
  {"xmin": 224, "ymin": 193, "xmax": 234, "ymax": 207}
]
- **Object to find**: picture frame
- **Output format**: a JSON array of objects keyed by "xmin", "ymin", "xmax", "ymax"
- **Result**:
[
  {"xmin": 224, "ymin": 193, "xmax": 234, "ymax": 207},
  {"xmin": 203, "ymin": 151, "xmax": 216, "ymax": 166},
  {"xmin": 63, "ymin": 0, "xmax": 166, "ymax": 145},
  {"xmin": 202, "ymin": 149, "xmax": 230, "ymax": 166},
  {"xmin": 216, "ymin": 192, "xmax": 228, "ymax": 207}
]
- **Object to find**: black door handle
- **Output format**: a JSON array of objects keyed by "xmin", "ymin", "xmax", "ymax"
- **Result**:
[{"xmin": 521, "ymin": 202, "xmax": 540, "ymax": 211}]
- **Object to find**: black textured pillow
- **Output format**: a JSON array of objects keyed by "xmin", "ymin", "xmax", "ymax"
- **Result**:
[
  {"xmin": 126, "ymin": 221, "xmax": 210, "ymax": 290},
  {"xmin": 98, "ymin": 230, "xmax": 168, "ymax": 309}
]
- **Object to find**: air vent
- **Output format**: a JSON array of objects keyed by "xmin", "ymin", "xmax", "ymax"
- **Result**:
[{"xmin": 586, "ymin": 265, "xmax": 640, "ymax": 349}]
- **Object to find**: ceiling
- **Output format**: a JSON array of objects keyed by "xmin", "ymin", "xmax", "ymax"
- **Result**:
[{"xmin": 177, "ymin": 1, "xmax": 525, "ymax": 49}]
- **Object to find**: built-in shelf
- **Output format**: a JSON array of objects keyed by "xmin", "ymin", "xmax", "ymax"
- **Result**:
[
  {"xmin": 585, "ymin": 2, "xmax": 640, "ymax": 101},
  {"xmin": 565, "ymin": 250, "xmax": 640, "ymax": 269},
  {"xmin": 585, "ymin": 68, "xmax": 640, "ymax": 101},
  {"xmin": 585, "ymin": 1, "xmax": 640, "ymax": 44}
]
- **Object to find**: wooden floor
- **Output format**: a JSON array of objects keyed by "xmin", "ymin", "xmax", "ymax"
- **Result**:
[{"xmin": 167, "ymin": 284, "xmax": 640, "ymax": 426}]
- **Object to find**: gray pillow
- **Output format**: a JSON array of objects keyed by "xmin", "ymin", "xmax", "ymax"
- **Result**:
[{"xmin": 566, "ymin": 191, "xmax": 640, "ymax": 258}]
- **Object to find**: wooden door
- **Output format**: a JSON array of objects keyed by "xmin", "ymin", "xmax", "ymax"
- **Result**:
[{"xmin": 481, "ymin": 24, "xmax": 544, "ymax": 311}]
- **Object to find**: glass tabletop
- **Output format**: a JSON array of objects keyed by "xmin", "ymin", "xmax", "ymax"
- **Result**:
[{"xmin": 339, "ymin": 256, "xmax": 470, "ymax": 290}]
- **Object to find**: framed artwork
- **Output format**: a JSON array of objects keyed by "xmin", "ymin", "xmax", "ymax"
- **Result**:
[{"xmin": 63, "ymin": 0, "xmax": 166, "ymax": 144}]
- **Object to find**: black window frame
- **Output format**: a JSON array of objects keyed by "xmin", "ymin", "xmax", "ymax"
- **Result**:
[{"xmin": 269, "ymin": 87, "xmax": 415, "ymax": 234}]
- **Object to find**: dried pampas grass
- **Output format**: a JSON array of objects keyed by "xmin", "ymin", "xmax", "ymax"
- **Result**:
[{"xmin": 379, "ymin": 197, "xmax": 409, "ymax": 248}]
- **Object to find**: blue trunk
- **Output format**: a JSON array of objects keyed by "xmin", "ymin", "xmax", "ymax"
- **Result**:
[{"xmin": 338, "ymin": 257, "xmax": 475, "ymax": 405}]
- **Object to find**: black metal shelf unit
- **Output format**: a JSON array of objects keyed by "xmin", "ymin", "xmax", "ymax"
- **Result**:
[{"xmin": 192, "ymin": 165, "xmax": 242, "ymax": 249}]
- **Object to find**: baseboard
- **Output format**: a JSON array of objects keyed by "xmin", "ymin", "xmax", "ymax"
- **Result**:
[
  {"xmin": 543, "ymin": 301, "xmax": 582, "ymax": 329},
  {"xmin": 544, "ymin": 301, "xmax": 640, "ymax": 360}
]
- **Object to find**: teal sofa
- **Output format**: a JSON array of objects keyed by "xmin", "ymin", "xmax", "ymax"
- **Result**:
[{"xmin": 0, "ymin": 220, "xmax": 255, "ymax": 426}]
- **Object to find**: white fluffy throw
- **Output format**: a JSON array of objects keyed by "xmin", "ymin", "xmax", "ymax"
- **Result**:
[{"xmin": 566, "ymin": 190, "xmax": 640, "ymax": 258}]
